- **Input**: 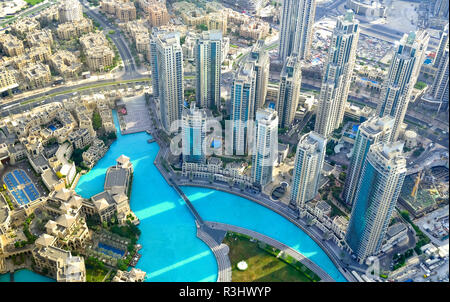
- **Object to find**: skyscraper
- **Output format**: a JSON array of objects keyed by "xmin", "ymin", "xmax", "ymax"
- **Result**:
[
  {"xmin": 277, "ymin": 56, "xmax": 302, "ymax": 129},
  {"xmin": 150, "ymin": 31, "xmax": 184, "ymax": 132},
  {"xmin": 345, "ymin": 141, "xmax": 407, "ymax": 262},
  {"xmin": 314, "ymin": 11, "xmax": 359, "ymax": 138},
  {"xmin": 230, "ymin": 63, "xmax": 255, "ymax": 156},
  {"xmin": 377, "ymin": 30, "xmax": 429, "ymax": 142},
  {"xmin": 195, "ymin": 31, "xmax": 222, "ymax": 110},
  {"xmin": 423, "ymin": 43, "xmax": 449, "ymax": 112},
  {"xmin": 343, "ymin": 116, "xmax": 394, "ymax": 207},
  {"xmin": 251, "ymin": 108, "xmax": 278, "ymax": 187},
  {"xmin": 289, "ymin": 131, "xmax": 326, "ymax": 209},
  {"xmin": 246, "ymin": 40, "xmax": 270, "ymax": 115},
  {"xmin": 182, "ymin": 103, "xmax": 207, "ymax": 164},
  {"xmin": 433, "ymin": 24, "xmax": 448, "ymax": 69},
  {"xmin": 423, "ymin": 24, "xmax": 449, "ymax": 112},
  {"xmin": 279, "ymin": 0, "xmax": 316, "ymax": 61}
]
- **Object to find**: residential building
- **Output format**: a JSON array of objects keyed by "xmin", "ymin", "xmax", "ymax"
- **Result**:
[
  {"xmin": 195, "ymin": 30, "xmax": 222, "ymax": 110},
  {"xmin": 289, "ymin": 131, "xmax": 326, "ymax": 209},
  {"xmin": 79, "ymin": 32, "xmax": 115, "ymax": 71},
  {"xmin": 68, "ymin": 128, "xmax": 93, "ymax": 149},
  {"xmin": 377, "ymin": 30, "xmax": 429, "ymax": 142},
  {"xmin": 251, "ymin": 108, "xmax": 278, "ymax": 187},
  {"xmin": 422, "ymin": 29, "xmax": 448, "ymax": 113},
  {"xmin": 277, "ymin": 56, "xmax": 301, "ymax": 129},
  {"xmin": 11, "ymin": 17, "xmax": 40, "ymax": 36},
  {"xmin": 26, "ymin": 29, "xmax": 54, "ymax": 49},
  {"xmin": 246, "ymin": 40, "xmax": 269, "ymax": 115},
  {"xmin": 150, "ymin": 30, "xmax": 184, "ymax": 132},
  {"xmin": 0, "ymin": 66, "xmax": 18, "ymax": 94},
  {"xmin": 343, "ymin": 116, "xmax": 394, "ymax": 207},
  {"xmin": 433, "ymin": 23, "xmax": 448, "ymax": 69},
  {"xmin": 345, "ymin": 141, "xmax": 407, "ymax": 262},
  {"xmin": 82, "ymin": 155, "xmax": 134, "ymax": 224},
  {"xmin": 141, "ymin": 0, "xmax": 169, "ymax": 27},
  {"xmin": 314, "ymin": 11, "xmax": 360, "ymax": 138},
  {"xmin": 100, "ymin": 0, "xmax": 137, "ymax": 22},
  {"xmin": 33, "ymin": 242, "xmax": 86, "ymax": 282},
  {"xmin": 0, "ymin": 34, "xmax": 24, "ymax": 57},
  {"xmin": 182, "ymin": 103, "xmax": 208, "ymax": 164},
  {"xmin": 56, "ymin": 18, "xmax": 93, "ymax": 40},
  {"xmin": 207, "ymin": 12, "xmax": 228, "ymax": 35},
  {"xmin": 279, "ymin": 0, "xmax": 316, "ymax": 61},
  {"xmin": 59, "ymin": 0, "xmax": 83, "ymax": 23},
  {"xmin": 230, "ymin": 62, "xmax": 255, "ymax": 156},
  {"xmin": 50, "ymin": 50, "xmax": 82, "ymax": 78},
  {"xmin": 113, "ymin": 268, "xmax": 146, "ymax": 282},
  {"xmin": 21, "ymin": 62, "xmax": 52, "ymax": 90},
  {"xmin": 239, "ymin": 20, "xmax": 270, "ymax": 40}
]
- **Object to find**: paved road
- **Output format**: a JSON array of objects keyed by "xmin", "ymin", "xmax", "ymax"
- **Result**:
[{"xmin": 80, "ymin": 1, "xmax": 139, "ymax": 79}]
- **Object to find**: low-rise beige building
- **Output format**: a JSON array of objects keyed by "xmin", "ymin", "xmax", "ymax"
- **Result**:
[
  {"xmin": 0, "ymin": 66, "xmax": 18, "ymax": 93},
  {"xmin": 79, "ymin": 32, "xmax": 114, "ymax": 71},
  {"xmin": 33, "ymin": 235, "xmax": 87, "ymax": 282},
  {"xmin": 113, "ymin": 268, "xmax": 146, "ymax": 282},
  {"xmin": 50, "ymin": 50, "xmax": 82, "ymax": 78},
  {"xmin": 27, "ymin": 29, "xmax": 54, "ymax": 49},
  {"xmin": 145, "ymin": 1, "xmax": 169, "ymax": 27},
  {"xmin": 68, "ymin": 128, "xmax": 93, "ymax": 150},
  {"xmin": 101, "ymin": 0, "xmax": 137, "ymax": 22},
  {"xmin": 125, "ymin": 21, "xmax": 150, "ymax": 60},
  {"xmin": 207, "ymin": 12, "xmax": 228, "ymax": 35},
  {"xmin": 0, "ymin": 34, "xmax": 25, "ymax": 57},
  {"xmin": 239, "ymin": 20, "xmax": 269, "ymax": 40},
  {"xmin": 56, "ymin": 18, "xmax": 93, "ymax": 40},
  {"xmin": 21, "ymin": 62, "xmax": 52, "ymax": 89},
  {"xmin": 11, "ymin": 17, "xmax": 40, "ymax": 36}
]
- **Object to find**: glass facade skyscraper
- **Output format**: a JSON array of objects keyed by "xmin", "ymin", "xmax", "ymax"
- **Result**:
[{"xmin": 345, "ymin": 142, "xmax": 406, "ymax": 262}]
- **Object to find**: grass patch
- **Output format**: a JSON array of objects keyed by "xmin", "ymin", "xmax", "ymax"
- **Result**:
[
  {"xmin": 25, "ymin": 0, "xmax": 44, "ymax": 5},
  {"xmin": 86, "ymin": 266, "xmax": 109, "ymax": 282},
  {"xmin": 224, "ymin": 232, "xmax": 320, "ymax": 282}
]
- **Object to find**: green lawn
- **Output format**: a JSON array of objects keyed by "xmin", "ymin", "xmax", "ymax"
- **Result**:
[
  {"xmin": 223, "ymin": 232, "xmax": 319, "ymax": 282},
  {"xmin": 86, "ymin": 266, "xmax": 110, "ymax": 282},
  {"xmin": 25, "ymin": 0, "xmax": 45, "ymax": 5}
]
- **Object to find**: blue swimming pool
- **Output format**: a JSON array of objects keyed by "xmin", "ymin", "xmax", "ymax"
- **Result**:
[
  {"xmin": 74, "ymin": 110, "xmax": 347, "ymax": 282},
  {"xmin": 98, "ymin": 242, "xmax": 125, "ymax": 257}
]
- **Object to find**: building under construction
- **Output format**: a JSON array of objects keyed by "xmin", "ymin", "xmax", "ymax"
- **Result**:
[{"xmin": 398, "ymin": 166, "xmax": 449, "ymax": 218}]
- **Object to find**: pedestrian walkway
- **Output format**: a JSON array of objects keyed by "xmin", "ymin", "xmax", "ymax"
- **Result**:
[
  {"xmin": 196, "ymin": 224, "xmax": 232, "ymax": 282},
  {"xmin": 206, "ymin": 221, "xmax": 335, "ymax": 282},
  {"xmin": 120, "ymin": 95, "xmax": 152, "ymax": 135}
]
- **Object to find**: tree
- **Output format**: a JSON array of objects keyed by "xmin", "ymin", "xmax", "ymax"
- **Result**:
[{"xmin": 92, "ymin": 110, "xmax": 102, "ymax": 131}]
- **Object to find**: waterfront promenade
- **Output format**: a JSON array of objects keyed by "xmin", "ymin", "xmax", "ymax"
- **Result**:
[{"xmin": 146, "ymin": 96, "xmax": 358, "ymax": 282}]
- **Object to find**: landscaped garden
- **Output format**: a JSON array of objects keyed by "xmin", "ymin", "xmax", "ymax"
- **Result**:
[{"xmin": 223, "ymin": 232, "xmax": 321, "ymax": 282}]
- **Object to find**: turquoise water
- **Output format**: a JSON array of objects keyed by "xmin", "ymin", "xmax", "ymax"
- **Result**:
[
  {"xmin": 75, "ymin": 111, "xmax": 218, "ymax": 282},
  {"xmin": 71, "ymin": 110, "xmax": 346, "ymax": 282},
  {"xmin": 0, "ymin": 269, "xmax": 55, "ymax": 282},
  {"xmin": 185, "ymin": 187, "xmax": 347, "ymax": 282}
]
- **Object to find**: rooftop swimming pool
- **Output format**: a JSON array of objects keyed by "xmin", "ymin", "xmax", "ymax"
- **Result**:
[{"xmin": 4, "ymin": 110, "xmax": 346, "ymax": 282}]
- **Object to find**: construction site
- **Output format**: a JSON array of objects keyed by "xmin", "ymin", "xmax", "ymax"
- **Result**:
[{"xmin": 399, "ymin": 166, "xmax": 449, "ymax": 218}]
